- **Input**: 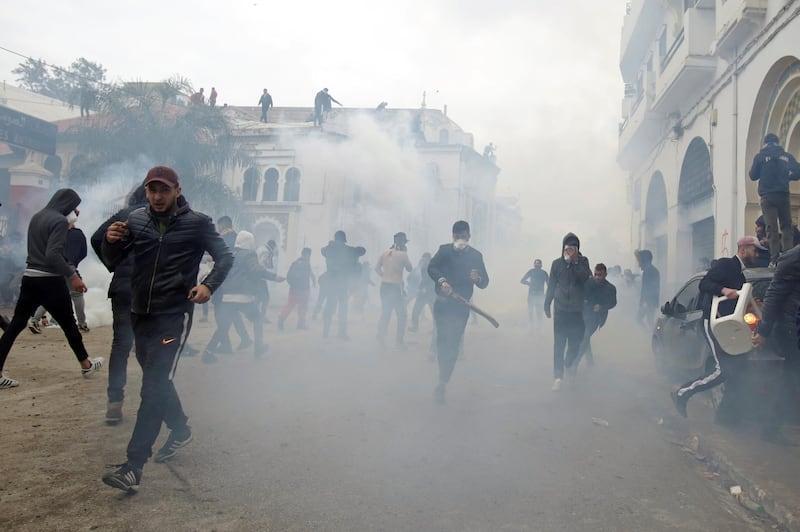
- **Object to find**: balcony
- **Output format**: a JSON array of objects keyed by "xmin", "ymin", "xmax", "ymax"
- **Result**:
[
  {"xmin": 620, "ymin": 0, "xmax": 663, "ymax": 83},
  {"xmin": 653, "ymin": 7, "xmax": 717, "ymax": 114},
  {"xmin": 618, "ymin": 71, "xmax": 664, "ymax": 171},
  {"xmin": 714, "ymin": 0, "xmax": 767, "ymax": 60}
]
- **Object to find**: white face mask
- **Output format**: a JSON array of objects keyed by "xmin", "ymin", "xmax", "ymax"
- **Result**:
[
  {"xmin": 453, "ymin": 239, "xmax": 469, "ymax": 251},
  {"xmin": 66, "ymin": 211, "xmax": 79, "ymax": 224}
]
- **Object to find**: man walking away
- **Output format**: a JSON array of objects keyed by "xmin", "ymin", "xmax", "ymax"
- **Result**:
[
  {"xmin": 671, "ymin": 237, "xmax": 761, "ymax": 419},
  {"xmin": 101, "ymin": 166, "xmax": 232, "ymax": 492},
  {"xmin": 376, "ymin": 232, "xmax": 413, "ymax": 348},
  {"xmin": 278, "ymin": 248, "xmax": 315, "ymax": 330},
  {"xmin": 520, "ymin": 258, "xmax": 549, "ymax": 330},
  {"xmin": 409, "ymin": 252, "xmax": 435, "ymax": 332},
  {"xmin": 321, "ymin": 230, "xmax": 365, "ymax": 340},
  {"xmin": 0, "ymin": 189, "xmax": 103, "ymax": 389},
  {"xmin": 752, "ymin": 244, "xmax": 800, "ymax": 445},
  {"xmin": 749, "ymin": 133, "xmax": 800, "ymax": 267},
  {"xmin": 428, "ymin": 221, "xmax": 489, "ymax": 404},
  {"xmin": 91, "ymin": 182, "xmax": 147, "ymax": 424},
  {"xmin": 579, "ymin": 263, "xmax": 617, "ymax": 368},
  {"xmin": 544, "ymin": 233, "xmax": 591, "ymax": 390},
  {"xmin": 258, "ymin": 89, "xmax": 273, "ymax": 123},
  {"xmin": 637, "ymin": 249, "xmax": 660, "ymax": 330}
]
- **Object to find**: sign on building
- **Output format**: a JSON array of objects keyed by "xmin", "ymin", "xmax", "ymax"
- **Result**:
[{"xmin": 0, "ymin": 106, "xmax": 57, "ymax": 155}]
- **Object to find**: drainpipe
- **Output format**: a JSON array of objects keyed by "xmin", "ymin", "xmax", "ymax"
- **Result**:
[{"xmin": 732, "ymin": 49, "xmax": 739, "ymax": 243}]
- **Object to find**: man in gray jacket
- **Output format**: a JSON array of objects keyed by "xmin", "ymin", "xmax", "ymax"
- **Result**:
[
  {"xmin": 544, "ymin": 233, "xmax": 591, "ymax": 390},
  {"xmin": 0, "ymin": 188, "xmax": 103, "ymax": 389}
]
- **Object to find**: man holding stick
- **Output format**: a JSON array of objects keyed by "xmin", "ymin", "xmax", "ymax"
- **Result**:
[{"xmin": 427, "ymin": 220, "xmax": 489, "ymax": 404}]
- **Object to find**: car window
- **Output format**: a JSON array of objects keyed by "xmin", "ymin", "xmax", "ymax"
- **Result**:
[{"xmin": 672, "ymin": 278, "xmax": 701, "ymax": 315}]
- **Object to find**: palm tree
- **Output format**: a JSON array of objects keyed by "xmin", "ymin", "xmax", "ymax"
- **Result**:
[{"xmin": 63, "ymin": 76, "xmax": 248, "ymax": 217}]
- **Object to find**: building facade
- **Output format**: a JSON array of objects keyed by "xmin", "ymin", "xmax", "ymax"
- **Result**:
[{"xmin": 619, "ymin": 0, "xmax": 800, "ymax": 292}]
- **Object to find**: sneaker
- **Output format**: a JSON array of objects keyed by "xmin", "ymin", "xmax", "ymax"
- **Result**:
[
  {"xmin": 202, "ymin": 351, "xmax": 218, "ymax": 364},
  {"xmin": 102, "ymin": 463, "xmax": 142, "ymax": 492},
  {"xmin": 671, "ymin": 390, "xmax": 688, "ymax": 418},
  {"xmin": 237, "ymin": 338, "xmax": 253, "ymax": 351},
  {"xmin": 78, "ymin": 324, "xmax": 90, "ymax": 333},
  {"xmin": 81, "ymin": 357, "xmax": 104, "ymax": 378},
  {"xmin": 154, "ymin": 426, "xmax": 193, "ymax": 463},
  {"xmin": 769, "ymin": 261, "xmax": 777, "ymax": 269},
  {"xmin": 434, "ymin": 383, "xmax": 446, "ymax": 405},
  {"xmin": 0, "ymin": 375, "xmax": 19, "ymax": 389},
  {"xmin": 551, "ymin": 378, "xmax": 562, "ymax": 391},
  {"xmin": 105, "ymin": 401, "xmax": 123, "ymax": 425},
  {"xmin": 28, "ymin": 320, "xmax": 42, "ymax": 334}
]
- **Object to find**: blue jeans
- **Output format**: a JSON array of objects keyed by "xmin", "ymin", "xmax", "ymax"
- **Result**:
[{"xmin": 107, "ymin": 296, "xmax": 134, "ymax": 403}]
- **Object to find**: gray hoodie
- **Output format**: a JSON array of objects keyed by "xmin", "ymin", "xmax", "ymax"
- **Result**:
[{"xmin": 25, "ymin": 188, "xmax": 81, "ymax": 278}]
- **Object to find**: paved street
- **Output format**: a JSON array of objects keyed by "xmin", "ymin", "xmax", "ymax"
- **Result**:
[{"xmin": 1, "ymin": 304, "xmax": 777, "ymax": 531}]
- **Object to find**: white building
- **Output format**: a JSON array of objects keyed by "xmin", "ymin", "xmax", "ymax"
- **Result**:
[{"xmin": 618, "ymin": 0, "xmax": 800, "ymax": 291}]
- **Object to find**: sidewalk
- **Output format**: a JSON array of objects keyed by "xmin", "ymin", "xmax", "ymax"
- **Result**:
[{"xmin": 671, "ymin": 396, "xmax": 800, "ymax": 530}]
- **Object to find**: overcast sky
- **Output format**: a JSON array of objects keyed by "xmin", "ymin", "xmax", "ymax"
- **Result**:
[{"xmin": 0, "ymin": 0, "xmax": 630, "ymax": 265}]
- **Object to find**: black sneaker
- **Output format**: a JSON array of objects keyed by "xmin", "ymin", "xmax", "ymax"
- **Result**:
[
  {"xmin": 671, "ymin": 390, "xmax": 688, "ymax": 418},
  {"xmin": 154, "ymin": 426, "xmax": 193, "ymax": 463},
  {"xmin": 102, "ymin": 463, "xmax": 142, "ymax": 492}
]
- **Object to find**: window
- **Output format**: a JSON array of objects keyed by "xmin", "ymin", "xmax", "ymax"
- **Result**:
[
  {"xmin": 242, "ymin": 167, "xmax": 259, "ymax": 201},
  {"xmin": 672, "ymin": 278, "xmax": 701, "ymax": 315},
  {"xmin": 263, "ymin": 168, "xmax": 279, "ymax": 201},
  {"xmin": 283, "ymin": 167, "xmax": 300, "ymax": 201}
]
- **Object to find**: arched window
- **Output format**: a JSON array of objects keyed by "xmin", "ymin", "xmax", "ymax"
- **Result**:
[
  {"xmin": 242, "ymin": 167, "xmax": 259, "ymax": 201},
  {"xmin": 284, "ymin": 167, "xmax": 301, "ymax": 201},
  {"xmin": 263, "ymin": 168, "xmax": 279, "ymax": 201}
]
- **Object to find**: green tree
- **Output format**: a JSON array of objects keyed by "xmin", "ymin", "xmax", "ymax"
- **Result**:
[
  {"xmin": 13, "ymin": 57, "xmax": 106, "ymax": 105},
  {"xmin": 64, "ymin": 77, "xmax": 247, "ymax": 218}
]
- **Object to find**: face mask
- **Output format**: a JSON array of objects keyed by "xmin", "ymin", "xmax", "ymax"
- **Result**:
[
  {"xmin": 453, "ymin": 239, "xmax": 469, "ymax": 251},
  {"xmin": 66, "ymin": 211, "xmax": 79, "ymax": 224}
]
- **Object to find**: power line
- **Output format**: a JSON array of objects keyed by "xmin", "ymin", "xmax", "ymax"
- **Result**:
[{"xmin": 0, "ymin": 44, "xmax": 111, "ymax": 89}]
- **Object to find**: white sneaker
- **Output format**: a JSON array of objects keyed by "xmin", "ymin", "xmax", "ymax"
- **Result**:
[
  {"xmin": 81, "ymin": 357, "xmax": 105, "ymax": 378},
  {"xmin": 0, "ymin": 375, "xmax": 19, "ymax": 389},
  {"xmin": 551, "ymin": 378, "xmax": 562, "ymax": 391}
]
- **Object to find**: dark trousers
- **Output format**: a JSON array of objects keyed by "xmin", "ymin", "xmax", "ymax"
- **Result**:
[
  {"xmin": 528, "ymin": 292, "xmax": 544, "ymax": 326},
  {"xmin": 323, "ymin": 280, "xmax": 349, "ymax": 337},
  {"xmin": 761, "ymin": 192, "xmax": 794, "ymax": 263},
  {"xmin": 434, "ymin": 299, "xmax": 470, "ymax": 385},
  {"xmin": 107, "ymin": 295, "xmax": 134, "ymax": 403},
  {"xmin": 411, "ymin": 291, "xmax": 434, "ymax": 329},
  {"xmin": 0, "ymin": 276, "xmax": 89, "ymax": 371},
  {"xmin": 762, "ymin": 333, "xmax": 800, "ymax": 432},
  {"xmin": 578, "ymin": 310, "xmax": 601, "ymax": 366},
  {"xmin": 378, "ymin": 282, "xmax": 407, "ymax": 342},
  {"xmin": 677, "ymin": 319, "xmax": 734, "ymax": 400},
  {"xmin": 260, "ymin": 107, "xmax": 269, "ymax": 122},
  {"xmin": 127, "ymin": 312, "xmax": 191, "ymax": 469},
  {"xmin": 210, "ymin": 299, "xmax": 250, "ymax": 351},
  {"xmin": 553, "ymin": 310, "xmax": 585, "ymax": 379},
  {"xmin": 216, "ymin": 301, "xmax": 262, "ymax": 356}
]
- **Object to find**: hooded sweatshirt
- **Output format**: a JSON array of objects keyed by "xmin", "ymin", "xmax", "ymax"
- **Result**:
[
  {"xmin": 544, "ymin": 232, "xmax": 591, "ymax": 314},
  {"xmin": 25, "ymin": 188, "xmax": 81, "ymax": 278},
  {"xmin": 749, "ymin": 143, "xmax": 800, "ymax": 196}
]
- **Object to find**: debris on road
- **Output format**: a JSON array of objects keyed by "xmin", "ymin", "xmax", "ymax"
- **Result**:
[
  {"xmin": 591, "ymin": 417, "xmax": 610, "ymax": 427},
  {"xmin": 730, "ymin": 485, "xmax": 743, "ymax": 496}
]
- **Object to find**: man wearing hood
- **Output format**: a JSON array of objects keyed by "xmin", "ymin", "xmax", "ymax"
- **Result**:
[
  {"xmin": 637, "ymin": 249, "xmax": 660, "ymax": 330},
  {"xmin": 544, "ymin": 233, "xmax": 592, "ymax": 390},
  {"xmin": 204, "ymin": 230, "xmax": 284, "ymax": 362},
  {"xmin": 321, "ymin": 230, "xmax": 366, "ymax": 340},
  {"xmin": 0, "ymin": 188, "xmax": 104, "ymax": 390},
  {"xmin": 749, "ymin": 133, "xmax": 800, "ymax": 267},
  {"xmin": 91, "ymin": 181, "xmax": 148, "ymax": 424},
  {"xmin": 101, "ymin": 166, "xmax": 232, "ymax": 492},
  {"xmin": 427, "ymin": 220, "xmax": 489, "ymax": 404}
]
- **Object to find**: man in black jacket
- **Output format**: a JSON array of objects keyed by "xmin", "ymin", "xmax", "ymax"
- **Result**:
[
  {"xmin": 578, "ymin": 263, "xmax": 617, "ymax": 368},
  {"xmin": 752, "ymin": 245, "xmax": 800, "ymax": 445},
  {"xmin": 321, "ymin": 230, "xmax": 365, "ymax": 340},
  {"xmin": 101, "ymin": 166, "xmax": 232, "ymax": 492},
  {"xmin": 91, "ymin": 182, "xmax": 147, "ymax": 424},
  {"xmin": 544, "ymin": 233, "xmax": 591, "ymax": 390},
  {"xmin": 427, "ymin": 220, "xmax": 489, "ymax": 404},
  {"xmin": 0, "ymin": 188, "xmax": 103, "ymax": 390},
  {"xmin": 671, "ymin": 236, "xmax": 761, "ymax": 418},
  {"xmin": 520, "ymin": 258, "xmax": 549, "ymax": 331},
  {"xmin": 637, "ymin": 249, "xmax": 660, "ymax": 330},
  {"xmin": 749, "ymin": 133, "xmax": 800, "ymax": 267}
]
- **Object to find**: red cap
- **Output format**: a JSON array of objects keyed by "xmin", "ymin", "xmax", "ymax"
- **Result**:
[{"xmin": 144, "ymin": 166, "xmax": 179, "ymax": 188}]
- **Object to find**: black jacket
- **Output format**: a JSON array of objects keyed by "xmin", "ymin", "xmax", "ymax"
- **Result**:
[
  {"xmin": 26, "ymin": 188, "xmax": 81, "ymax": 278},
  {"xmin": 101, "ymin": 195, "xmax": 233, "ymax": 315},
  {"xmin": 698, "ymin": 255, "xmax": 745, "ymax": 319},
  {"xmin": 427, "ymin": 243, "xmax": 489, "ymax": 301},
  {"xmin": 64, "ymin": 227, "xmax": 87, "ymax": 268},
  {"xmin": 545, "ymin": 233, "xmax": 591, "ymax": 314},
  {"xmin": 286, "ymin": 257, "xmax": 314, "ymax": 291},
  {"xmin": 91, "ymin": 186, "xmax": 148, "ymax": 300},
  {"xmin": 749, "ymin": 143, "xmax": 800, "ymax": 196},
  {"xmin": 584, "ymin": 278, "xmax": 617, "ymax": 328},
  {"xmin": 759, "ymin": 246, "xmax": 800, "ymax": 342},
  {"xmin": 322, "ymin": 240, "xmax": 366, "ymax": 278}
]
